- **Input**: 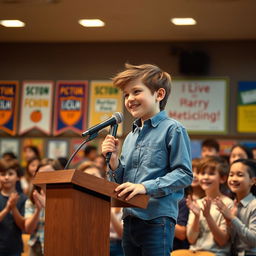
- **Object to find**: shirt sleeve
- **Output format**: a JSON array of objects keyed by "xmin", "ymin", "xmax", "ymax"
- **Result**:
[
  {"xmin": 25, "ymin": 199, "xmax": 35, "ymax": 218},
  {"xmin": 231, "ymin": 209, "xmax": 256, "ymax": 247},
  {"xmin": 141, "ymin": 126, "xmax": 193, "ymax": 197},
  {"xmin": 107, "ymin": 159, "xmax": 124, "ymax": 184}
]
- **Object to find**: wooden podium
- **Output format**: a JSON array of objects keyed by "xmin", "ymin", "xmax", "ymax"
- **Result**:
[{"xmin": 33, "ymin": 169, "xmax": 149, "ymax": 256}]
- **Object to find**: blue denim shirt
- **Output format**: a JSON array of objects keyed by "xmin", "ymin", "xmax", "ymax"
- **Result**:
[{"xmin": 109, "ymin": 110, "xmax": 193, "ymax": 221}]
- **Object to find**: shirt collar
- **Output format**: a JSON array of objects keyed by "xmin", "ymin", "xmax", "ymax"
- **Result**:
[
  {"xmin": 239, "ymin": 193, "xmax": 254, "ymax": 207},
  {"xmin": 132, "ymin": 111, "xmax": 168, "ymax": 132}
]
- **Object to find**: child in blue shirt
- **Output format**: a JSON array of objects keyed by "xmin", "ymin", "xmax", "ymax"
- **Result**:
[
  {"xmin": 102, "ymin": 63, "xmax": 193, "ymax": 256},
  {"xmin": 0, "ymin": 159, "xmax": 27, "ymax": 256}
]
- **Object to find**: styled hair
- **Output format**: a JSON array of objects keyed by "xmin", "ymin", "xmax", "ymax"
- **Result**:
[
  {"xmin": 0, "ymin": 159, "xmax": 21, "ymax": 177},
  {"xmin": 202, "ymin": 139, "xmax": 220, "ymax": 152},
  {"xmin": 230, "ymin": 144, "xmax": 253, "ymax": 159},
  {"xmin": 198, "ymin": 156, "xmax": 229, "ymax": 178},
  {"xmin": 112, "ymin": 63, "xmax": 172, "ymax": 110},
  {"xmin": 231, "ymin": 158, "xmax": 256, "ymax": 196}
]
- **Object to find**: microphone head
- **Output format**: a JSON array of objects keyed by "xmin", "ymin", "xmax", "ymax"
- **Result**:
[{"xmin": 113, "ymin": 112, "xmax": 124, "ymax": 124}]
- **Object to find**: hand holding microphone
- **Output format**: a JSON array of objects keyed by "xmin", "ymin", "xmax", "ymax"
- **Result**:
[{"xmin": 102, "ymin": 130, "xmax": 120, "ymax": 170}]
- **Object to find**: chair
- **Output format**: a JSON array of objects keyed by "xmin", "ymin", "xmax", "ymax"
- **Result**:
[
  {"xmin": 171, "ymin": 249, "xmax": 216, "ymax": 256},
  {"xmin": 21, "ymin": 234, "xmax": 30, "ymax": 256}
]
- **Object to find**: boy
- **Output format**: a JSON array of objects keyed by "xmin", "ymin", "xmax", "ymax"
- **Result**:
[
  {"xmin": 0, "ymin": 159, "xmax": 27, "ymax": 256},
  {"xmin": 102, "ymin": 63, "xmax": 193, "ymax": 256},
  {"xmin": 201, "ymin": 138, "xmax": 220, "ymax": 158}
]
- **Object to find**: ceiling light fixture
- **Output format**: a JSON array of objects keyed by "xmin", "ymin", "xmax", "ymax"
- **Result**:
[
  {"xmin": 171, "ymin": 18, "xmax": 196, "ymax": 25},
  {"xmin": 0, "ymin": 19, "xmax": 25, "ymax": 27},
  {"xmin": 78, "ymin": 19, "xmax": 105, "ymax": 27}
]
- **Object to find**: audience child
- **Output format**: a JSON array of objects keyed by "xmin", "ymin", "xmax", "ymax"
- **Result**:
[
  {"xmin": 188, "ymin": 158, "xmax": 205, "ymax": 201},
  {"xmin": 173, "ymin": 158, "xmax": 205, "ymax": 251},
  {"xmin": 23, "ymin": 146, "xmax": 41, "ymax": 164},
  {"xmin": 102, "ymin": 63, "xmax": 192, "ymax": 256},
  {"xmin": 24, "ymin": 164, "xmax": 47, "ymax": 256},
  {"xmin": 201, "ymin": 139, "xmax": 220, "ymax": 158},
  {"xmin": 229, "ymin": 144, "xmax": 253, "ymax": 164},
  {"xmin": 173, "ymin": 197, "xmax": 190, "ymax": 250},
  {"xmin": 186, "ymin": 156, "xmax": 233, "ymax": 256},
  {"xmin": 0, "ymin": 159, "xmax": 27, "ymax": 256},
  {"xmin": 216, "ymin": 159, "xmax": 256, "ymax": 256},
  {"xmin": 21, "ymin": 157, "xmax": 41, "ymax": 196}
]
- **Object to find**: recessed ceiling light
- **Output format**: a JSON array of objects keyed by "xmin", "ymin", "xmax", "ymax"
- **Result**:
[
  {"xmin": 171, "ymin": 18, "xmax": 196, "ymax": 25},
  {"xmin": 78, "ymin": 19, "xmax": 105, "ymax": 27},
  {"xmin": 0, "ymin": 20, "xmax": 25, "ymax": 27}
]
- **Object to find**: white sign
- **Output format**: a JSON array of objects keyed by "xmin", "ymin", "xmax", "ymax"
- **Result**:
[
  {"xmin": 19, "ymin": 81, "xmax": 54, "ymax": 135},
  {"xmin": 166, "ymin": 79, "xmax": 228, "ymax": 133}
]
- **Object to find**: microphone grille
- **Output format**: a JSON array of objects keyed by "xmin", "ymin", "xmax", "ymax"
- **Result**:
[{"xmin": 113, "ymin": 112, "xmax": 124, "ymax": 123}]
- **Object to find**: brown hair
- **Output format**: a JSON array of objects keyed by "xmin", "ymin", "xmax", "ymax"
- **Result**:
[
  {"xmin": 198, "ymin": 156, "xmax": 229, "ymax": 178},
  {"xmin": 112, "ymin": 63, "xmax": 172, "ymax": 110},
  {"xmin": 0, "ymin": 159, "xmax": 21, "ymax": 177}
]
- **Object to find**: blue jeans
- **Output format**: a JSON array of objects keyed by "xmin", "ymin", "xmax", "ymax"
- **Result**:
[
  {"xmin": 110, "ymin": 239, "xmax": 124, "ymax": 256},
  {"xmin": 122, "ymin": 216, "xmax": 175, "ymax": 256}
]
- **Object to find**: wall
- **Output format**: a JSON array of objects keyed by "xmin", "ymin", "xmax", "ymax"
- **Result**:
[{"xmin": 0, "ymin": 41, "xmax": 256, "ymax": 148}]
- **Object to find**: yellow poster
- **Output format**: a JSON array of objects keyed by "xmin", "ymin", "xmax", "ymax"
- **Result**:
[{"xmin": 89, "ymin": 81, "xmax": 123, "ymax": 136}]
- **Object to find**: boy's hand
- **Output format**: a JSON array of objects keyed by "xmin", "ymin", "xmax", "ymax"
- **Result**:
[
  {"xmin": 102, "ymin": 135, "xmax": 119, "ymax": 170},
  {"xmin": 186, "ymin": 195, "xmax": 201, "ymax": 217},
  {"xmin": 115, "ymin": 182, "xmax": 146, "ymax": 201}
]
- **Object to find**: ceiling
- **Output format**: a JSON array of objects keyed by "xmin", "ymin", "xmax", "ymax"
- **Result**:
[{"xmin": 0, "ymin": 0, "xmax": 255, "ymax": 42}]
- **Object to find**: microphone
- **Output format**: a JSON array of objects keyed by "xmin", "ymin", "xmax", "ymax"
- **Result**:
[
  {"xmin": 105, "ymin": 124, "xmax": 118, "ymax": 164},
  {"xmin": 82, "ymin": 112, "xmax": 123, "ymax": 137}
]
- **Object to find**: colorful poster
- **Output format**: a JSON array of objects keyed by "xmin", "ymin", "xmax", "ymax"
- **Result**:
[
  {"xmin": 89, "ymin": 81, "xmax": 123, "ymax": 136},
  {"xmin": 19, "ymin": 81, "xmax": 54, "ymax": 135},
  {"xmin": 0, "ymin": 139, "xmax": 19, "ymax": 158},
  {"xmin": 0, "ymin": 81, "xmax": 19, "ymax": 135},
  {"xmin": 166, "ymin": 79, "xmax": 228, "ymax": 134},
  {"xmin": 47, "ymin": 140, "xmax": 69, "ymax": 159},
  {"xmin": 54, "ymin": 81, "xmax": 88, "ymax": 135},
  {"xmin": 237, "ymin": 81, "xmax": 256, "ymax": 133},
  {"xmin": 21, "ymin": 138, "xmax": 44, "ymax": 167},
  {"xmin": 219, "ymin": 140, "xmax": 237, "ymax": 156}
]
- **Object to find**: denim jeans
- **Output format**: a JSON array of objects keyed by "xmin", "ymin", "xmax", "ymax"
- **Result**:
[
  {"xmin": 122, "ymin": 216, "xmax": 175, "ymax": 256},
  {"xmin": 110, "ymin": 239, "xmax": 124, "ymax": 256}
]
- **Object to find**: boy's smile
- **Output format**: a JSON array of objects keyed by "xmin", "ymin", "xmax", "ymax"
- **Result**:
[{"xmin": 123, "ymin": 80, "xmax": 164, "ymax": 122}]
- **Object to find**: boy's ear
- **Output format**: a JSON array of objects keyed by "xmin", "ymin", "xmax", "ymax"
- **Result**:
[{"xmin": 156, "ymin": 88, "xmax": 166, "ymax": 101}]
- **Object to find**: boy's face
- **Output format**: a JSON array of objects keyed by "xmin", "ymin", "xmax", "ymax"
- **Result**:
[
  {"xmin": 201, "ymin": 146, "xmax": 218, "ymax": 158},
  {"xmin": 0, "ymin": 169, "xmax": 19, "ymax": 190},
  {"xmin": 123, "ymin": 80, "xmax": 164, "ymax": 122},
  {"xmin": 198, "ymin": 167, "xmax": 224, "ymax": 193}
]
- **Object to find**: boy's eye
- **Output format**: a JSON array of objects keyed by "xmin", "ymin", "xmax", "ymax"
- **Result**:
[
  {"xmin": 124, "ymin": 94, "xmax": 129, "ymax": 99},
  {"xmin": 134, "ymin": 90, "xmax": 141, "ymax": 94}
]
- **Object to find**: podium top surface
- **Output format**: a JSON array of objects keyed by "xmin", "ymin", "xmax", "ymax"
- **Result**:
[{"xmin": 33, "ymin": 169, "xmax": 149, "ymax": 209}]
